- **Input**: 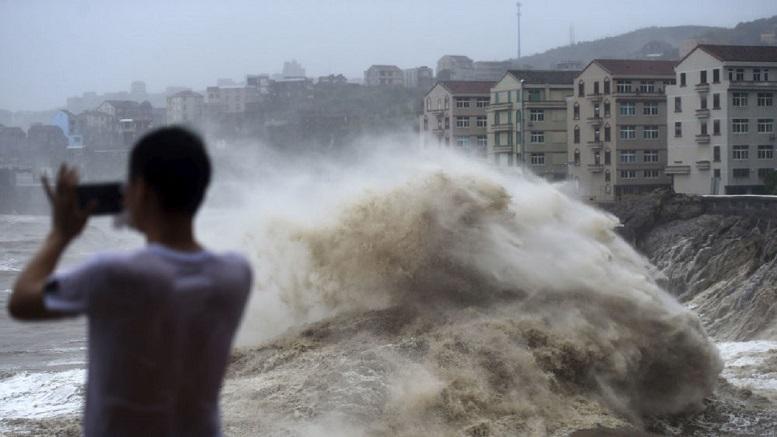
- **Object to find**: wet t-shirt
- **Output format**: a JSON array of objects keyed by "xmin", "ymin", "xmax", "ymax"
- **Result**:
[{"xmin": 44, "ymin": 243, "xmax": 252, "ymax": 437}]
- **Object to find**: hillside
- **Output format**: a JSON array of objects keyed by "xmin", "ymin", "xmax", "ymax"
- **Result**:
[{"xmin": 516, "ymin": 15, "xmax": 777, "ymax": 69}]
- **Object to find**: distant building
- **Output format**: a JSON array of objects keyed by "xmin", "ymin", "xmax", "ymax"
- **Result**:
[
  {"xmin": 761, "ymin": 27, "xmax": 777, "ymax": 45},
  {"xmin": 206, "ymin": 85, "xmax": 260, "ymax": 114},
  {"xmin": 666, "ymin": 44, "xmax": 777, "ymax": 195},
  {"xmin": 364, "ymin": 65, "xmax": 403, "ymax": 86},
  {"xmin": 51, "ymin": 110, "xmax": 84, "ymax": 149},
  {"xmin": 246, "ymin": 74, "xmax": 271, "ymax": 94},
  {"xmin": 472, "ymin": 61, "xmax": 513, "ymax": 81},
  {"xmin": 317, "ymin": 74, "xmax": 349, "ymax": 85},
  {"xmin": 436, "ymin": 55, "xmax": 474, "ymax": 80},
  {"xmin": 282, "ymin": 60, "xmax": 306, "ymax": 78},
  {"xmin": 130, "ymin": 81, "xmax": 147, "ymax": 97},
  {"xmin": 556, "ymin": 60, "xmax": 583, "ymax": 71},
  {"xmin": 95, "ymin": 100, "xmax": 154, "ymax": 147},
  {"xmin": 488, "ymin": 69, "xmax": 579, "ymax": 179},
  {"xmin": 403, "ymin": 66, "xmax": 435, "ymax": 89},
  {"xmin": 166, "ymin": 90, "xmax": 204, "ymax": 126},
  {"xmin": 569, "ymin": 59, "xmax": 677, "ymax": 202},
  {"xmin": 420, "ymin": 81, "xmax": 495, "ymax": 157}
]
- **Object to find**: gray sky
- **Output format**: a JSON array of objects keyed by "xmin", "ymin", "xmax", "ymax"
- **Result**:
[{"xmin": 1, "ymin": 0, "xmax": 775, "ymax": 111}]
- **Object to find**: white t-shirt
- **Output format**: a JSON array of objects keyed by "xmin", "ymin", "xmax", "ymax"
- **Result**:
[{"xmin": 44, "ymin": 243, "xmax": 252, "ymax": 437}]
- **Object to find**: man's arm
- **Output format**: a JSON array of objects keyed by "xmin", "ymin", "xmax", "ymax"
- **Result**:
[{"xmin": 8, "ymin": 165, "xmax": 92, "ymax": 320}]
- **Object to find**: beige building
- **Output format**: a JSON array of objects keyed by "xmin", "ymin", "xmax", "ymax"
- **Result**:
[
  {"xmin": 206, "ymin": 85, "xmax": 260, "ymax": 114},
  {"xmin": 420, "ymin": 81, "xmax": 494, "ymax": 157},
  {"xmin": 568, "ymin": 59, "xmax": 676, "ymax": 202},
  {"xmin": 364, "ymin": 65, "xmax": 403, "ymax": 86},
  {"xmin": 666, "ymin": 45, "xmax": 777, "ymax": 194},
  {"xmin": 166, "ymin": 90, "xmax": 204, "ymax": 126},
  {"xmin": 487, "ymin": 70, "xmax": 579, "ymax": 180}
]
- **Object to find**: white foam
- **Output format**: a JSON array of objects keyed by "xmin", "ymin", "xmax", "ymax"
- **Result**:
[
  {"xmin": 0, "ymin": 369, "xmax": 85, "ymax": 419},
  {"xmin": 717, "ymin": 341, "xmax": 777, "ymax": 393}
]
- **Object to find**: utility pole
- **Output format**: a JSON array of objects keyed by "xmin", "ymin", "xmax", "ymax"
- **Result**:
[{"xmin": 516, "ymin": 2, "xmax": 522, "ymax": 60}]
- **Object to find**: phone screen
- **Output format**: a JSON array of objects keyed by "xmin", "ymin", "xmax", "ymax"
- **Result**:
[{"xmin": 76, "ymin": 182, "xmax": 124, "ymax": 215}]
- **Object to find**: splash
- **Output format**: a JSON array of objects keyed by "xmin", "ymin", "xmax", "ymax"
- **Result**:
[{"xmin": 213, "ymin": 141, "xmax": 722, "ymax": 435}]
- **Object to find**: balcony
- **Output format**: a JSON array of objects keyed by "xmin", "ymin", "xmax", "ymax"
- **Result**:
[
  {"xmin": 665, "ymin": 165, "xmax": 691, "ymax": 175},
  {"xmin": 523, "ymin": 99, "xmax": 567, "ymax": 109},
  {"xmin": 587, "ymin": 93, "xmax": 603, "ymax": 102},
  {"xmin": 488, "ymin": 102, "xmax": 512, "ymax": 111},
  {"xmin": 587, "ymin": 116, "xmax": 603, "ymax": 127},
  {"xmin": 588, "ymin": 164, "xmax": 604, "ymax": 173},
  {"xmin": 728, "ymin": 80, "xmax": 777, "ymax": 90},
  {"xmin": 696, "ymin": 160, "xmax": 711, "ymax": 171},
  {"xmin": 694, "ymin": 83, "xmax": 710, "ymax": 93},
  {"xmin": 695, "ymin": 108, "xmax": 710, "ymax": 118},
  {"xmin": 695, "ymin": 134, "xmax": 711, "ymax": 144},
  {"xmin": 587, "ymin": 139, "xmax": 603, "ymax": 149},
  {"xmin": 489, "ymin": 123, "xmax": 512, "ymax": 132}
]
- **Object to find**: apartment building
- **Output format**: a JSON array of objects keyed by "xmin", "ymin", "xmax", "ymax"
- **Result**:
[
  {"xmin": 364, "ymin": 65, "xmax": 403, "ymax": 86},
  {"xmin": 487, "ymin": 70, "xmax": 579, "ymax": 179},
  {"xmin": 420, "ymin": 81, "xmax": 494, "ymax": 157},
  {"xmin": 206, "ymin": 85, "xmax": 260, "ymax": 114},
  {"xmin": 403, "ymin": 66, "xmax": 434, "ymax": 89},
  {"xmin": 666, "ymin": 45, "xmax": 777, "ymax": 194},
  {"xmin": 166, "ymin": 90, "xmax": 204, "ymax": 126},
  {"xmin": 568, "ymin": 59, "xmax": 676, "ymax": 202}
]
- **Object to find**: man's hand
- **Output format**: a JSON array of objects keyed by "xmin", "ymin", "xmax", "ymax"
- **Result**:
[
  {"xmin": 42, "ymin": 164, "xmax": 92, "ymax": 244},
  {"xmin": 7, "ymin": 164, "xmax": 92, "ymax": 320}
]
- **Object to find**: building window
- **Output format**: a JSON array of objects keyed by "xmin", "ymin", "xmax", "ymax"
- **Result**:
[
  {"xmin": 594, "ymin": 127, "xmax": 601, "ymax": 142},
  {"xmin": 680, "ymin": 73, "xmax": 686, "ymax": 87},
  {"xmin": 530, "ymin": 153, "xmax": 545, "ymax": 165},
  {"xmin": 733, "ymin": 145, "xmax": 749, "ymax": 160},
  {"xmin": 476, "ymin": 98, "xmax": 489, "ymax": 108},
  {"xmin": 616, "ymin": 80, "xmax": 632, "ymax": 93},
  {"xmin": 766, "ymin": 70, "xmax": 771, "ymax": 81},
  {"xmin": 733, "ymin": 92, "xmax": 748, "ymax": 107},
  {"xmin": 528, "ymin": 89, "xmax": 542, "ymax": 102},
  {"xmin": 713, "ymin": 119, "xmax": 721, "ymax": 136},
  {"xmin": 700, "ymin": 70, "xmax": 707, "ymax": 84},
  {"xmin": 604, "ymin": 149, "xmax": 611, "ymax": 165},
  {"xmin": 605, "ymin": 169, "xmax": 611, "ymax": 182},
  {"xmin": 733, "ymin": 168, "xmax": 750, "ymax": 178},
  {"xmin": 758, "ymin": 93, "xmax": 774, "ymax": 107},
  {"xmin": 619, "ymin": 102, "xmax": 636, "ymax": 116},
  {"xmin": 644, "ymin": 150, "xmax": 659, "ymax": 163},
  {"xmin": 604, "ymin": 124, "xmax": 611, "ymax": 142},
  {"xmin": 713, "ymin": 93, "xmax": 720, "ymax": 109},
  {"xmin": 455, "ymin": 98, "xmax": 470, "ymax": 108},
  {"xmin": 594, "ymin": 151, "xmax": 601, "ymax": 165},
  {"xmin": 477, "ymin": 136, "xmax": 487, "ymax": 147},
  {"xmin": 736, "ymin": 68, "xmax": 745, "ymax": 81},
  {"xmin": 758, "ymin": 168, "xmax": 774, "ymax": 179},
  {"xmin": 644, "ymin": 169, "xmax": 661, "ymax": 178},
  {"xmin": 573, "ymin": 103, "xmax": 580, "ymax": 120},
  {"xmin": 643, "ymin": 126, "xmax": 659, "ymax": 139},
  {"xmin": 444, "ymin": 118, "xmax": 450, "ymax": 129},
  {"xmin": 604, "ymin": 101, "xmax": 611, "ymax": 117},
  {"xmin": 492, "ymin": 92, "xmax": 499, "ymax": 104},
  {"xmin": 732, "ymin": 119, "xmax": 749, "ymax": 134},
  {"xmin": 476, "ymin": 116, "xmax": 487, "ymax": 127},
  {"xmin": 620, "ymin": 125, "xmax": 636, "ymax": 140},
  {"xmin": 593, "ymin": 81, "xmax": 600, "ymax": 95},
  {"xmin": 713, "ymin": 68, "xmax": 720, "ymax": 83},
  {"xmin": 753, "ymin": 69, "xmax": 762, "ymax": 81},
  {"xmin": 593, "ymin": 103, "xmax": 601, "ymax": 118},
  {"xmin": 758, "ymin": 119, "xmax": 774, "ymax": 133},
  {"xmin": 700, "ymin": 121, "xmax": 708, "ymax": 136},
  {"xmin": 426, "ymin": 98, "xmax": 431, "ymax": 111},
  {"xmin": 529, "ymin": 109, "xmax": 544, "ymax": 121},
  {"xmin": 574, "ymin": 126, "xmax": 580, "ymax": 144},
  {"xmin": 714, "ymin": 169, "xmax": 721, "ymax": 178},
  {"xmin": 603, "ymin": 78, "xmax": 610, "ymax": 94},
  {"xmin": 674, "ymin": 97, "xmax": 682, "ymax": 113},
  {"xmin": 574, "ymin": 149, "xmax": 581, "ymax": 166},
  {"xmin": 700, "ymin": 95, "xmax": 708, "ymax": 109},
  {"xmin": 530, "ymin": 131, "xmax": 544, "ymax": 143},
  {"xmin": 713, "ymin": 146, "xmax": 721, "ymax": 162},
  {"xmin": 456, "ymin": 116, "xmax": 470, "ymax": 128},
  {"xmin": 758, "ymin": 145, "xmax": 774, "ymax": 159},
  {"xmin": 620, "ymin": 150, "xmax": 637, "ymax": 163},
  {"xmin": 456, "ymin": 136, "xmax": 470, "ymax": 147},
  {"xmin": 578, "ymin": 81, "xmax": 584, "ymax": 97},
  {"xmin": 620, "ymin": 170, "xmax": 637, "ymax": 179},
  {"xmin": 674, "ymin": 122, "xmax": 682, "ymax": 137},
  {"xmin": 643, "ymin": 102, "xmax": 659, "ymax": 115}
]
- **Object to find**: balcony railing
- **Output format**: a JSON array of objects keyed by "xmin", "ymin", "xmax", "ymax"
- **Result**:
[
  {"xmin": 694, "ymin": 83, "xmax": 710, "ymax": 93},
  {"xmin": 587, "ymin": 139, "xmax": 603, "ymax": 148},
  {"xmin": 489, "ymin": 123, "xmax": 512, "ymax": 132},
  {"xmin": 587, "ymin": 116, "xmax": 603, "ymax": 126},
  {"xmin": 488, "ymin": 102, "xmax": 512, "ymax": 110},
  {"xmin": 695, "ymin": 108, "xmax": 710, "ymax": 118},
  {"xmin": 665, "ymin": 165, "xmax": 691, "ymax": 175},
  {"xmin": 696, "ymin": 160, "xmax": 711, "ymax": 171},
  {"xmin": 695, "ymin": 134, "xmax": 711, "ymax": 144},
  {"xmin": 588, "ymin": 164, "xmax": 604, "ymax": 173}
]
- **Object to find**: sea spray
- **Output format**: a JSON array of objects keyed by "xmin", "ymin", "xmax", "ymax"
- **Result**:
[{"xmin": 211, "ymin": 140, "xmax": 722, "ymax": 435}]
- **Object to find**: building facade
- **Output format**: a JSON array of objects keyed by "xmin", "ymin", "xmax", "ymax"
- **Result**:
[
  {"xmin": 666, "ymin": 45, "xmax": 777, "ymax": 194},
  {"xmin": 403, "ymin": 66, "xmax": 435, "ymax": 89},
  {"xmin": 487, "ymin": 70, "xmax": 579, "ymax": 179},
  {"xmin": 206, "ymin": 85, "xmax": 260, "ymax": 114},
  {"xmin": 364, "ymin": 65, "xmax": 403, "ymax": 86},
  {"xmin": 420, "ymin": 81, "xmax": 494, "ymax": 157},
  {"xmin": 166, "ymin": 90, "xmax": 204, "ymax": 126},
  {"xmin": 568, "ymin": 60, "xmax": 676, "ymax": 202}
]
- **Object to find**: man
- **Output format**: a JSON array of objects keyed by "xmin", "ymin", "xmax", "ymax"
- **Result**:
[{"xmin": 8, "ymin": 127, "xmax": 252, "ymax": 436}]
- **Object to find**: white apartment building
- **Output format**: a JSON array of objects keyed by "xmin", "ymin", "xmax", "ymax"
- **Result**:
[
  {"xmin": 166, "ymin": 90, "xmax": 204, "ymax": 125},
  {"xmin": 487, "ymin": 70, "xmax": 579, "ymax": 179},
  {"xmin": 206, "ymin": 85, "xmax": 260, "ymax": 114},
  {"xmin": 364, "ymin": 65, "xmax": 403, "ymax": 86},
  {"xmin": 568, "ymin": 60, "xmax": 676, "ymax": 202},
  {"xmin": 666, "ymin": 45, "xmax": 777, "ymax": 194}
]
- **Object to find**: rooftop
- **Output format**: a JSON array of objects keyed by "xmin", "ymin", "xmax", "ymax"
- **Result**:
[
  {"xmin": 506, "ymin": 70, "xmax": 580, "ymax": 85},
  {"xmin": 591, "ymin": 59, "xmax": 678, "ymax": 76},
  {"xmin": 694, "ymin": 44, "xmax": 777, "ymax": 63},
  {"xmin": 438, "ymin": 80, "xmax": 495, "ymax": 94}
]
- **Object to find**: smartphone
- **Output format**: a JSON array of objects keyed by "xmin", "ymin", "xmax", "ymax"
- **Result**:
[{"xmin": 76, "ymin": 182, "xmax": 124, "ymax": 215}]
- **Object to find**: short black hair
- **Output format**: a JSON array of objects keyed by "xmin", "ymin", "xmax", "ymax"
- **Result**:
[{"xmin": 129, "ymin": 127, "xmax": 211, "ymax": 215}]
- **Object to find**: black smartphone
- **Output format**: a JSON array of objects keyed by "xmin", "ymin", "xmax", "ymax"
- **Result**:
[{"xmin": 76, "ymin": 182, "xmax": 124, "ymax": 215}]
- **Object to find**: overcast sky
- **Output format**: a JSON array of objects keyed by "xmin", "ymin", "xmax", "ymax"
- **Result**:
[{"xmin": 1, "ymin": 0, "xmax": 776, "ymax": 111}]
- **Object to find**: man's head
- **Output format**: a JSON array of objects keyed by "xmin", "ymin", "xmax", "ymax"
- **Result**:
[{"xmin": 125, "ymin": 127, "xmax": 211, "ymax": 231}]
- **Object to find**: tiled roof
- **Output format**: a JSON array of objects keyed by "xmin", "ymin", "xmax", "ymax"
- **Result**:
[
  {"xmin": 696, "ymin": 44, "xmax": 777, "ymax": 62},
  {"xmin": 506, "ymin": 70, "xmax": 580, "ymax": 85},
  {"xmin": 439, "ymin": 80, "xmax": 495, "ymax": 94},
  {"xmin": 592, "ymin": 59, "xmax": 677, "ymax": 76}
]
